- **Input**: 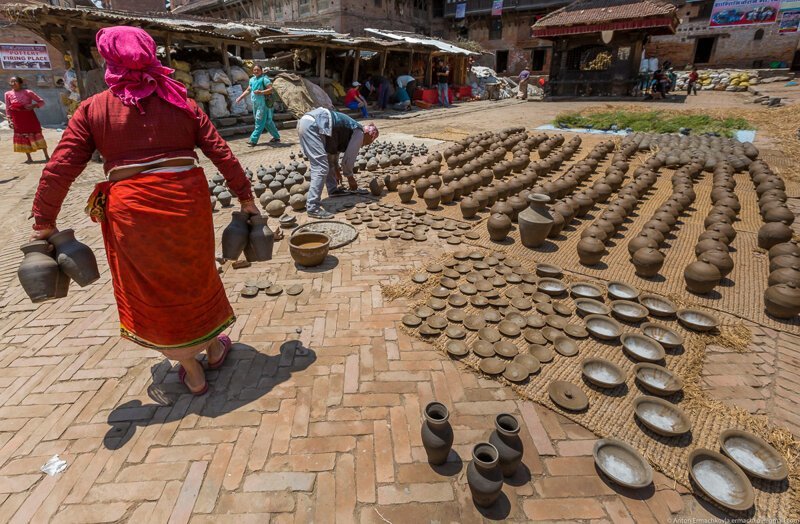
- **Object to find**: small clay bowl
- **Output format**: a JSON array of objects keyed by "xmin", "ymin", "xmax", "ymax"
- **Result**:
[
  {"xmin": 446, "ymin": 309, "xmax": 466, "ymax": 323},
  {"xmin": 505, "ymin": 274, "xmax": 522, "ymax": 285},
  {"xmin": 459, "ymin": 283, "xmax": 478, "ymax": 296},
  {"xmin": 510, "ymin": 297, "xmax": 533, "ymax": 311},
  {"xmin": 468, "ymin": 251, "xmax": 484, "ymax": 260},
  {"xmin": 575, "ymin": 298, "xmax": 611, "ymax": 317},
  {"xmin": 641, "ymin": 322, "xmax": 684, "ymax": 349},
  {"xmin": 470, "ymin": 295, "xmax": 489, "ymax": 308},
  {"xmin": 426, "ymin": 263, "xmax": 444, "ymax": 273},
  {"xmin": 639, "ymin": 294, "xmax": 677, "ymax": 318},
  {"xmin": 453, "ymin": 250, "xmax": 470, "ymax": 260},
  {"xmin": 286, "ymin": 284, "xmax": 304, "ymax": 296},
  {"xmin": 594, "ymin": 438, "xmax": 654, "ymax": 489},
  {"xmin": 402, "ymin": 314, "xmax": 422, "ymax": 327},
  {"xmin": 494, "ymin": 340, "xmax": 519, "ymax": 358},
  {"xmin": 448, "ymin": 294, "xmax": 468, "ymax": 307},
  {"xmin": 489, "ymin": 297, "xmax": 509, "ymax": 308},
  {"xmin": 427, "ymin": 297, "xmax": 447, "ymax": 311},
  {"xmin": 464, "ymin": 314, "xmax": 487, "ymax": 331},
  {"xmin": 529, "ymin": 344, "xmax": 555, "ymax": 363},
  {"xmin": 445, "ymin": 325, "xmax": 466, "ymax": 339},
  {"xmin": 553, "ymin": 301, "xmax": 573, "ymax": 316},
  {"xmin": 536, "ymin": 264, "xmax": 563, "ymax": 278},
  {"xmin": 483, "ymin": 310, "xmax": 502, "ymax": 323},
  {"xmin": 505, "ymin": 288, "xmax": 525, "ymax": 299},
  {"xmin": 582, "ymin": 358, "xmax": 625, "ymax": 388},
  {"xmin": 536, "ymin": 303, "xmax": 555, "ymax": 316},
  {"xmin": 503, "ymin": 362, "xmax": 529, "ymax": 383},
  {"xmin": 585, "ymin": 314, "xmax": 623, "ymax": 341},
  {"xmin": 440, "ymin": 277, "xmax": 458, "ymax": 289},
  {"xmin": 241, "ymin": 285, "xmax": 259, "ymax": 298},
  {"xmin": 415, "ymin": 306, "xmax": 434, "ymax": 319},
  {"xmin": 538, "ymin": 278, "xmax": 567, "ymax": 296},
  {"xmin": 719, "ymin": 429, "xmax": 788, "ymax": 481},
  {"xmin": 478, "ymin": 327, "xmax": 502, "ymax": 344},
  {"xmin": 553, "ymin": 335, "xmax": 579, "ymax": 357},
  {"xmin": 431, "ymin": 286, "xmax": 451, "ymax": 299},
  {"xmin": 427, "ymin": 315, "xmax": 447, "ymax": 330},
  {"xmin": 419, "ymin": 325, "xmax": 440, "ymax": 336},
  {"xmin": 564, "ymin": 324, "xmax": 589, "ymax": 338},
  {"xmin": 498, "ymin": 320, "xmax": 521, "ymax": 337},
  {"xmin": 446, "ymin": 340, "xmax": 469, "ymax": 357},
  {"xmin": 472, "ymin": 340, "xmax": 496, "ymax": 358},
  {"xmin": 523, "ymin": 329, "xmax": 547, "ymax": 345},
  {"xmin": 607, "ymin": 281, "xmax": 640, "ymax": 302},
  {"xmin": 412, "ymin": 273, "xmax": 429, "ymax": 284},
  {"xmin": 633, "ymin": 363, "xmax": 683, "ymax": 395},
  {"xmin": 513, "ymin": 354, "xmax": 541, "ymax": 374},
  {"xmin": 505, "ymin": 312, "xmax": 528, "ymax": 329},
  {"xmin": 479, "ymin": 357, "xmax": 507, "ymax": 375},
  {"xmin": 526, "ymin": 315, "xmax": 546, "ymax": 328},
  {"xmin": 570, "ymin": 282, "xmax": 604, "ymax": 300},
  {"xmin": 532, "ymin": 291, "xmax": 551, "ymax": 304},
  {"xmin": 610, "ymin": 300, "xmax": 649, "ymax": 323},
  {"xmin": 476, "ymin": 280, "xmax": 495, "ymax": 293},
  {"xmin": 688, "ymin": 449, "xmax": 755, "ymax": 512},
  {"xmin": 549, "ymin": 381, "xmax": 589, "ymax": 411},
  {"xmin": 676, "ymin": 309, "xmax": 720, "ymax": 332},
  {"xmin": 621, "ymin": 333, "xmax": 666, "ymax": 363},
  {"xmin": 545, "ymin": 315, "xmax": 567, "ymax": 329},
  {"xmin": 542, "ymin": 327, "xmax": 562, "ymax": 343},
  {"xmin": 633, "ymin": 396, "xmax": 691, "ymax": 437}
]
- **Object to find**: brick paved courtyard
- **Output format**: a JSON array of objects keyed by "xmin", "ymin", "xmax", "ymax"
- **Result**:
[{"xmin": 0, "ymin": 99, "xmax": 797, "ymax": 522}]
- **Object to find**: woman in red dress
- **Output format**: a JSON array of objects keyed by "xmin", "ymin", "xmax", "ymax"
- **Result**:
[
  {"xmin": 30, "ymin": 26, "xmax": 257, "ymax": 395},
  {"xmin": 5, "ymin": 76, "xmax": 50, "ymax": 163}
]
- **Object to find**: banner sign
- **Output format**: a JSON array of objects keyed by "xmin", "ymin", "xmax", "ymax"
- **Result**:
[
  {"xmin": 0, "ymin": 43, "xmax": 52, "ymax": 70},
  {"xmin": 709, "ymin": 0, "xmax": 781, "ymax": 26},
  {"xmin": 778, "ymin": 7, "xmax": 800, "ymax": 31},
  {"xmin": 455, "ymin": 2, "xmax": 466, "ymax": 18},
  {"xmin": 491, "ymin": 0, "xmax": 503, "ymax": 16},
  {"xmin": 779, "ymin": 0, "xmax": 800, "ymax": 10}
]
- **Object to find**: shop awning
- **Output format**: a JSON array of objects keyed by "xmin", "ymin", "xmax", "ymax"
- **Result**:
[{"xmin": 532, "ymin": 0, "xmax": 678, "ymax": 38}]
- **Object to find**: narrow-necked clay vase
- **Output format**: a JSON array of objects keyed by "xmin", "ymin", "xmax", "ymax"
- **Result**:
[
  {"xmin": 765, "ymin": 283, "xmax": 800, "ymax": 319},
  {"xmin": 467, "ymin": 443, "xmax": 503, "ymax": 508},
  {"xmin": 18, "ymin": 241, "xmax": 70, "ymax": 303},
  {"xmin": 423, "ymin": 187, "xmax": 441, "ymax": 210},
  {"xmin": 632, "ymin": 248, "xmax": 664, "ymax": 278},
  {"xmin": 577, "ymin": 234, "xmax": 606, "ymax": 266},
  {"xmin": 48, "ymin": 229, "xmax": 100, "ymax": 287},
  {"xmin": 518, "ymin": 194, "xmax": 554, "ymax": 248},
  {"xmin": 398, "ymin": 183, "xmax": 414, "ymax": 203},
  {"xmin": 488, "ymin": 414, "xmax": 523, "ymax": 477},
  {"xmin": 487, "ymin": 213, "xmax": 512, "ymax": 242},
  {"xmin": 421, "ymin": 402, "xmax": 454, "ymax": 465},
  {"xmin": 221, "ymin": 211, "xmax": 250, "ymax": 260},
  {"xmin": 758, "ymin": 222, "xmax": 793, "ymax": 250},
  {"xmin": 684, "ymin": 255, "xmax": 722, "ymax": 294},
  {"xmin": 243, "ymin": 214, "xmax": 274, "ymax": 262},
  {"xmin": 461, "ymin": 196, "xmax": 480, "ymax": 219}
]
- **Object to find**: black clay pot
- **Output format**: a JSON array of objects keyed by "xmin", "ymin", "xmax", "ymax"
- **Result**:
[
  {"xmin": 488, "ymin": 414, "xmax": 523, "ymax": 477},
  {"xmin": 421, "ymin": 402, "xmax": 454, "ymax": 466},
  {"xmin": 48, "ymin": 229, "xmax": 100, "ymax": 287},
  {"xmin": 18, "ymin": 240, "xmax": 70, "ymax": 303},
  {"xmin": 467, "ymin": 443, "xmax": 503, "ymax": 508},
  {"xmin": 221, "ymin": 211, "xmax": 250, "ymax": 260}
]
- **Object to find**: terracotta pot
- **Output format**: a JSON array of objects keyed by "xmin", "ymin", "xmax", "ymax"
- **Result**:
[
  {"xmin": 758, "ymin": 222, "xmax": 793, "ymax": 250},
  {"xmin": 460, "ymin": 196, "xmax": 480, "ymax": 219},
  {"xmin": 487, "ymin": 213, "xmax": 512, "ymax": 241},
  {"xmin": 764, "ymin": 205, "xmax": 795, "ymax": 225},
  {"xmin": 421, "ymin": 402, "xmax": 454, "ymax": 465},
  {"xmin": 222, "ymin": 211, "xmax": 251, "ymax": 260},
  {"xmin": 768, "ymin": 242, "xmax": 799, "ymax": 260},
  {"xmin": 48, "ymin": 229, "xmax": 100, "ymax": 287},
  {"xmin": 769, "ymin": 255, "xmax": 800, "ymax": 273},
  {"xmin": 628, "ymin": 234, "xmax": 660, "ymax": 257},
  {"xmin": 495, "ymin": 181, "xmax": 510, "ymax": 200},
  {"xmin": 243, "ymin": 215, "xmax": 275, "ymax": 263},
  {"xmin": 581, "ymin": 224, "xmax": 608, "ymax": 242},
  {"xmin": 423, "ymin": 187, "xmax": 441, "ymax": 210},
  {"xmin": 398, "ymin": 183, "xmax": 414, "ymax": 203},
  {"xmin": 769, "ymin": 266, "xmax": 800, "ymax": 287},
  {"xmin": 764, "ymin": 283, "xmax": 800, "ymax": 319},
  {"xmin": 684, "ymin": 256, "xmax": 721, "ymax": 294},
  {"xmin": 645, "ymin": 219, "xmax": 671, "ymax": 237},
  {"xmin": 439, "ymin": 184, "xmax": 455, "ymax": 205},
  {"xmin": 467, "ymin": 443, "xmax": 503, "ymax": 508},
  {"xmin": 369, "ymin": 177, "xmax": 384, "ymax": 197},
  {"xmin": 701, "ymin": 249, "xmax": 734, "ymax": 278},
  {"xmin": 428, "ymin": 175, "xmax": 442, "ymax": 190},
  {"xmin": 577, "ymin": 234, "xmax": 606, "ymax": 266},
  {"xmin": 489, "ymin": 414, "xmax": 523, "ymax": 477},
  {"xmin": 507, "ymin": 196, "xmax": 527, "ymax": 222},
  {"xmin": 289, "ymin": 232, "xmax": 330, "ymax": 267},
  {"xmin": 594, "ymin": 219, "xmax": 616, "ymax": 238},
  {"xmin": 632, "ymin": 247, "xmax": 664, "ymax": 278},
  {"xmin": 694, "ymin": 239, "xmax": 728, "ymax": 257},
  {"xmin": 602, "ymin": 210, "xmax": 624, "ymax": 229},
  {"xmin": 490, "ymin": 201, "xmax": 514, "ymax": 219},
  {"xmin": 518, "ymin": 194, "xmax": 554, "ymax": 248},
  {"xmin": 484, "ymin": 187, "xmax": 499, "ymax": 207},
  {"xmin": 18, "ymin": 241, "xmax": 70, "ymax": 303},
  {"xmin": 480, "ymin": 169, "xmax": 494, "ymax": 186},
  {"xmin": 547, "ymin": 210, "xmax": 566, "ymax": 239}
]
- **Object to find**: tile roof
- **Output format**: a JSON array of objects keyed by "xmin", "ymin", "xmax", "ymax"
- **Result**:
[{"xmin": 534, "ymin": 0, "xmax": 677, "ymax": 28}]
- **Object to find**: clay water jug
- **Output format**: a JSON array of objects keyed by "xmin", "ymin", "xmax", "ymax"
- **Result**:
[
  {"xmin": 632, "ymin": 248, "xmax": 664, "ymax": 278},
  {"xmin": 764, "ymin": 283, "xmax": 800, "ymax": 319},
  {"xmin": 758, "ymin": 222, "xmax": 793, "ymax": 250},
  {"xmin": 221, "ymin": 211, "xmax": 250, "ymax": 260},
  {"xmin": 398, "ymin": 183, "xmax": 414, "ymax": 203},
  {"xmin": 439, "ymin": 184, "xmax": 455, "ymax": 205},
  {"xmin": 369, "ymin": 177, "xmax": 384, "ymax": 196},
  {"xmin": 487, "ymin": 213, "xmax": 512, "ymax": 241},
  {"xmin": 467, "ymin": 443, "xmax": 503, "ymax": 508},
  {"xmin": 415, "ymin": 178, "xmax": 431, "ymax": 198},
  {"xmin": 507, "ymin": 196, "xmax": 527, "ymax": 222},
  {"xmin": 518, "ymin": 194, "xmax": 554, "ymax": 248},
  {"xmin": 423, "ymin": 187, "xmax": 441, "ymax": 210},
  {"xmin": 244, "ymin": 215, "xmax": 274, "ymax": 262},
  {"xmin": 18, "ymin": 241, "xmax": 70, "ymax": 303},
  {"xmin": 488, "ymin": 414, "xmax": 523, "ymax": 477},
  {"xmin": 577, "ymin": 234, "xmax": 606, "ymax": 266},
  {"xmin": 48, "ymin": 229, "xmax": 100, "ymax": 287},
  {"xmin": 460, "ymin": 196, "xmax": 479, "ymax": 219},
  {"xmin": 421, "ymin": 402, "xmax": 454, "ymax": 465},
  {"xmin": 547, "ymin": 210, "xmax": 565, "ymax": 239},
  {"xmin": 684, "ymin": 256, "xmax": 721, "ymax": 294}
]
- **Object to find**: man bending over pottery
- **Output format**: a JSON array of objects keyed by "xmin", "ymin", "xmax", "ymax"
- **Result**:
[{"xmin": 298, "ymin": 107, "xmax": 379, "ymax": 219}]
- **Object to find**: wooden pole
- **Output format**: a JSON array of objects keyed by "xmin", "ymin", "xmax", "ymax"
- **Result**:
[
  {"xmin": 426, "ymin": 53, "xmax": 433, "ymax": 86},
  {"xmin": 319, "ymin": 46, "xmax": 327, "ymax": 89},
  {"xmin": 221, "ymin": 43, "xmax": 231, "ymax": 78},
  {"xmin": 67, "ymin": 26, "xmax": 86, "ymax": 100},
  {"xmin": 353, "ymin": 49, "xmax": 361, "ymax": 84},
  {"xmin": 164, "ymin": 34, "xmax": 172, "ymax": 68},
  {"xmin": 380, "ymin": 50, "xmax": 387, "ymax": 76}
]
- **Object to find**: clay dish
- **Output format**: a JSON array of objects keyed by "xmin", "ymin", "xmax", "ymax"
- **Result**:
[
  {"xmin": 593, "ymin": 438, "xmax": 654, "ymax": 489},
  {"xmin": 241, "ymin": 286, "xmax": 259, "ymax": 298},
  {"xmin": 505, "ymin": 312, "xmax": 528, "ymax": 329},
  {"xmin": 537, "ymin": 303, "xmax": 556, "ymax": 316},
  {"xmin": 470, "ymin": 295, "xmax": 489, "ymax": 308},
  {"xmin": 446, "ymin": 309, "xmax": 466, "ymax": 323},
  {"xmin": 464, "ymin": 314, "xmax": 487, "ymax": 331},
  {"xmin": 719, "ymin": 429, "xmax": 788, "ymax": 481},
  {"xmin": 459, "ymin": 283, "xmax": 478, "ymax": 296},
  {"xmin": 526, "ymin": 315, "xmax": 546, "ymax": 328},
  {"xmin": 503, "ymin": 362, "xmax": 529, "ymax": 383},
  {"xmin": 607, "ymin": 281, "xmax": 640, "ymax": 302},
  {"xmin": 688, "ymin": 449, "xmax": 755, "ymax": 512},
  {"xmin": 484, "ymin": 310, "xmax": 502, "ymax": 323},
  {"xmin": 498, "ymin": 320, "xmax": 521, "ymax": 337},
  {"xmin": 465, "ymin": 273, "xmax": 482, "ymax": 284},
  {"xmin": 479, "ymin": 327, "xmax": 502, "ymax": 343},
  {"xmin": 485, "ymin": 256, "xmax": 499, "ymax": 266},
  {"xmin": 676, "ymin": 309, "xmax": 720, "ymax": 332},
  {"xmin": 553, "ymin": 301, "xmax": 573, "ymax": 316},
  {"xmin": 575, "ymin": 299, "xmax": 611, "ymax": 317},
  {"xmin": 490, "ymin": 276, "xmax": 507, "ymax": 288},
  {"xmin": 542, "ymin": 326, "xmax": 562, "ymax": 343},
  {"xmin": 454, "ymin": 263, "xmax": 472, "ymax": 274},
  {"xmin": 641, "ymin": 322, "xmax": 684, "ymax": 349},
  {"xmin": 446, "ymin": 340, "xmax": 469, "ymax": 357},
  {"xmin": 427, "ymin": 297, "xmax": 447, "ymax": 311},
  {"xmin": 549, "ymin": 381, "xmax": 589, "ymax": 411},
  {"xmin": 633, "ymin": 363, "xmax": 683, "ymax": 395},
  {"xmin": 523, "ymin": 329, "xmax": 547, "ymax": 345},
  {"xmin": 286, "ymin": 285, "xmax": 304, "ymax": 296},
  {"xmin": 504, "ymin": 258, "xmax": 521, "ymax": 268},
  {"xmin": 639, "ymin": 294, "xmax": 677, "ymax": 318},
  {"xmin": 570, "ymin": 282, "xmax": 604, "ymax": 300},
  {"xmin": 553, "ymin": 336, "xmax": 579, "ymax": 357},
  {"xmin": 513, "ymin": 354, "xmax": 541, "ymax": 374},
  {"xmin": 585, "ymin": 315, "xmax": 623, "ymax": 341},
  {"xmin": 468, "ymin": 251, "xmax": 485, "ymax": 261},
  {"xmin": 582, "ymin": 358, "xmax": 625, "ymax": 388},
  {"xmin": 453, "ymin": 250, "xmax": 470, "ymax": 260},
  {"xmin": 610, "ymin": 300, "xmax": 649, "ymax": 323},
  {"xmin": 622, "ymin": 333, "xmax": 666, "ymax": 363},
  {"xmin": 448, "ymin": 294, "xmax": 468, "ymax": 307},
  {"xmin": 633, "ymin": 396, "xmax": 691, "ymax": 437},
  {"xmin": 475, "ymin": 280, "xmax": 494, "ymax": 293},
  {"xmin": 529, "ymin": 344, "xmax": 555, "ymax": 363},
  {"xmin": 474, "ymin": 261, "xmax": 490, "ymax": 270},
  {"xmin": 520, "ymin": 283, "xmax": 537, "ymax": 295},
  {"xmin": 445, "ymin": 325, "xmax": 466, "ymax": 339},
  {"xmin": 505, "ymin": 274, "xmax": 523, "ymax": 285},
  {"xmin": 265, "ymin": 285, "xmax": 284, "ymax": 296},
  {"xmin": 537, "ymin": 264, "xmax": 563, "ymax": 278},
  {"xmin": 440, "ymin": 277, "xmax": 458, "ymax": 290},
  {"xmin": 415, "ymin": 306, "xmax": 435, "ymax": 319},
  {"xmin": 546, "ymin": 315, "xmax": 568, "ymax": 329},
  {"xmin": 472, "ymin": 340, "xmax": 496, "ymax": 358},
  {"xmin": 565, "ymin": 324, "xmax": 589, "ymax": 339},
  {"xmin": 532, "ymin": 291, "xmax": 551, "ymax": 303},
  {"xmin": 505, "ymin": 288, "xmax": 525, "ymax": 299},
  {"xmin": 479, "ymin": 357, "xmax": 507, "ymax": 375},
  {"xmin": 538, "ymin": 278, "xmax": 567, "ymax": 296},
  {"xmin": 494, "ymin": 340, "xmax": 519, "ymax": 358},
  {"xmin": 489, "ymin": 297, "xmax": 510, "ymax": 308},
  {"xmin": 420, "ymin": 325, "xmax": 440, "ymax": 338}
]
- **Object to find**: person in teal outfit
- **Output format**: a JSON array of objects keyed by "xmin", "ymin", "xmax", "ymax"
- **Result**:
[{"xmin": 235, "ymin": 65, "xmax": 280, "ymax": 146}]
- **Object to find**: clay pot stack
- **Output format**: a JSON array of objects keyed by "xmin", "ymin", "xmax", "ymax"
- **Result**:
[
  {"xmin": 764, "ymin": 241, "xmax": 800, "ymax": 318},
  {"xmin": 357, "ymin": 140, "xmax": 427, "ymax": 172},
  {"xmin": 750, "ymin": 161, "xmax": 793, "ymax": 251}
]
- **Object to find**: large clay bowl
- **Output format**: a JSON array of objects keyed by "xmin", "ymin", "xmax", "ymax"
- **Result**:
[
  {"xmin": 633, "ymin": 363, "xmax": 683, "ymax": 395},
  {"xmin": 641, "ymin": 323, "xmax": 684, "ymax": 349},
  {"xmin": 582, "ymin": 358, "xmax": 625, "ymax": 388},
  {"xmin": 570, "ymin": 282, "xmax": 605, "ymax": 300},
  {"xmin": 633, "ymin": 396, "xmax": 691, "ymax": 437},
  {"xmin": 621, "ymin": 333, "xmax": 666, "ymax": 363},
  {"xmin": 536, "ymin": 264, "xmax": 563, "ymax": 279},
  {"xmin": 593, "ymin": 438, "xmax": 654, "ymax": 489},
  {"xmin": 688, "ymin": 449, "xmax": 755, "ymax": 512},
  {"xmin": 584, "ymin": 314, "xmax": 622, "ymax": 341},
  {"xmin": 610, "ymin": 300, "xmax": 649, "ymax": 323},
  {"xmin": 639, "ymin": 294, "xmax": 677, "ymax": 318},
  {"xmin": 289, "ymin": 232, "xmax": 331, "ymax": 267},
  {"xmin": 719, "ymin": 429, "xmax": 788, "ymax": 481},
  {"xmin": 676, "ymin": 309, "xmax": 719, "ymax": 332},
  {"xmin": 538, "ymin": 278, "xmax": 567, "ymax": 296},
  {"xmin": 575, "ymin": 298, "xmax": 611, "ymax": 317},
  {"xmin": 607, "ymin": 281, "xmax": 640, "ymax": 302}
]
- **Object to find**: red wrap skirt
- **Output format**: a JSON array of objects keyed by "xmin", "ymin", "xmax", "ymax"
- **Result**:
[
  {"xmin": 93, "ymin": 167, "xmax": 234, "ymax": 349},
  {"xmin": 10, "ymin": 108, "xmax": 47, "ymax": 153}
]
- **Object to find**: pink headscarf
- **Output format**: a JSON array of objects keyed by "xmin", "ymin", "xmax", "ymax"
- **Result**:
[
  {"xmin": 96, "ymin": 26, "xmax": 195, "ymax": 118},
  {"xmin": 363, "ymin": 123, "xmax": 379, "ymax": 144}
]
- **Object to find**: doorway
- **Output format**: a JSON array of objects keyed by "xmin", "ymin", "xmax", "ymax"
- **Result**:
[
  {"xmin": 496, "ymin": 50, "xmax": 509, "ymax": 74},
  {"xmin": 694, "ymin": 37, "xmax": 715, "ymax": 64},
  {"xmin": 791, "ymin": 50, "xmax": 800, "ymax": 71},
  {"xmin": 531, "ymin": 48, "xmax": 547, "ymax": 71}
]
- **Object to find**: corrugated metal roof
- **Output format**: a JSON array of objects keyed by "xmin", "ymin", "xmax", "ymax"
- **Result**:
[
  {"xmin": 364, "ymin": 28, "xmax": 477, "ymax": 55},
  {"xmin": 533, "ymin": 0, "xmax": 676, "ymax": 28}
]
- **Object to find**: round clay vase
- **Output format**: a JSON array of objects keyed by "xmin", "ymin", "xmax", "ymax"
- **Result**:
[
  {"xmin": 423, "ymin": 187, "xmax": 442, "ymax": 210},
  {"xmin": 489, "ymin": 414, "xmax": 523, "ymax": 477},
  {"xmin": 758, "ymin": 222, "xmax": 793, "ymax": 250},
  {"xmin": 18, "ymin": 241, "xmax": 70, "ymax": 303},
  {"xmin": 518, "ymin": 194, "xmax": 554, "ymax": 248},
  {"xmin": 770, "ymin": 254, "xmax": 800, "ymax": 273},
  {"xmin": 769, "ymin": 266, "xmax": 800, "ymax": 287},
  {"xmin": 701, "ymin": 249, "xmax": 734, "ymax": 278},
  {"xmin": 398, "ymin": 183, "xmax": 414, "ymax": 203},
  {"xmin": 369, "ymin": 177, "xmax": 384, "ymax": 197},
  {"xmin": 684, "ymin": 256, "xmax": 722, "ymax": 294},
  {"xmin": 460, "ymin": 197, "xmax": 480, "ymax": 219},
  {"xmin": 490, "ymin": 200, "xmax": 514, "ymax": 219},
  {"xmin": 415, "ymin": 178, "xmax": 431, "ymax": 198},
  {"xmin": 695, "ymin": 239, "xmax": 728, "ymax": 257},
  {"xmin": 217, "ymin": 190, "xmax": 233, "ymax": 207},
  {"xmin": 632, "ymin": 247, "xmax": 664, "ymax": 278},
  {"xmin": 48, "ymin": 229, "xmax": 100, "ymax": 287},
  {"xmin": 487, "ymin": 213, "xmax": 512, "ymax": 242},
  {"xmin": 628, "ymin": 234, "xmax": 660, "ymax": 257},
  {"xmin": 547, "ymin": 210, "xmax": 566, "ymax": 239},
  {"xmin": 577, "ymin": 234, "xmax": 606, "ymax": 266},
  {"xmin": 769, "ymin": 242, "xmax": 800, "ymax": 260},
  {"xmin": 764, "ymin": 283, "xmax": 800, "ymax": 319},
  {"xmin": 467, "ymin": 443, "xmax": 504, "ymax": 508},
  {"xmin": 385, "ymin": 173, "xmax": 400, "ymax": 191},
  {"xmin": 222, "ymin": 211, "xmax": 251, "ymax": 260},
  {"xmin": 439, "ymin": 184, "xmax": 455, "ymax": 205},
  {"xmin": 421, "ymin": 402, "xmax": 454, "ymax": 465},
  {"xmin": 507, "ymin": 196, "xmax": 527, "ymax": 222}
]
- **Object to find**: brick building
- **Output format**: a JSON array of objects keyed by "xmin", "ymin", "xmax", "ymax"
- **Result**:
[{"xmin": 646, "ymin": 0, "xmax": 800, "ymax": 69}]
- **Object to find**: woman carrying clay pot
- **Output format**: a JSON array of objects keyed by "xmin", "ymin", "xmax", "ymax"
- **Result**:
[
  {"xmin": 4, "ymin": 76, "xmax": 50, "ymax": 163},
  {"xmin": 235, "ymin": 64, "xmax": 281, "ymax": 146},
  {"xmin": 29, "ymin": 26, "xmax": 256, "ymax": 395}
]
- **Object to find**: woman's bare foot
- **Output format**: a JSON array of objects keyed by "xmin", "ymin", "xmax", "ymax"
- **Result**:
[
  {"xmin": 206, "ymin": 338, "xmax": 224, "ymax": 366},
  {"xmin": 178, "ymin": 358, "xmax": 207, "ymax": 394}
]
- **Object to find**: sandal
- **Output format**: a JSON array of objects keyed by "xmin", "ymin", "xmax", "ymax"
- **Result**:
[
  {"xmin": 273, "ymin": 228, "xmax": 284, "ymax": 241},
  {"xmin": 178, "ymin": 366, "xmax": 209, "ymax": 396},
  {"xmin": 208, "ymin": 334, "xmax": 233, "ymax": 370}
]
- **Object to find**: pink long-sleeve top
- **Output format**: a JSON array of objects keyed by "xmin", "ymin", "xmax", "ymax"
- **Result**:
[
  {"xmin": 4, "ymin": 89, "xmax": 45, "ymax": 115},
  {"xmin": 31, "ymin": 90, "xmax": 253, "ymax": 230}
]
